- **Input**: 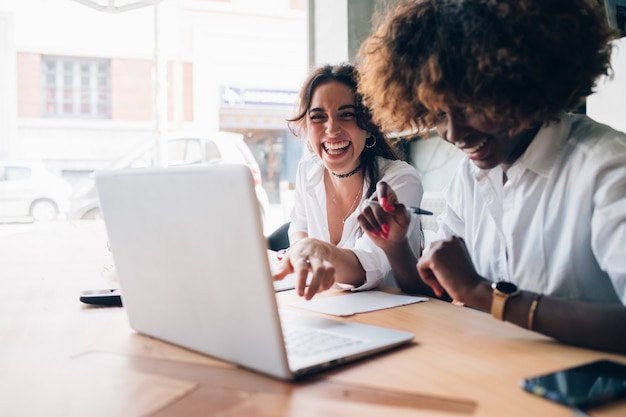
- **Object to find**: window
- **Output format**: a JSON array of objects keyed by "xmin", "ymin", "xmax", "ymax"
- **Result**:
[
  {"xmin": 3, "ymin": 0, "xmax": 309, "ymax": 232},
  {"xmin": 42, "ymin": 56, "xmax": 111, "ymax": 118},
  {"xmin": 2, "ymin": 166, "xmax": 32, "ymax": 181}
]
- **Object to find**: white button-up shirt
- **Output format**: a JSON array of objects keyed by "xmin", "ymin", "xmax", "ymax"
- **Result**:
[
  {"xmin": 438, "ymin": 113, "xmax": 626, "ymax": 305},
  {"xmin": 290, "ymin": 153, "xmax": 424, "ymax": 290}
]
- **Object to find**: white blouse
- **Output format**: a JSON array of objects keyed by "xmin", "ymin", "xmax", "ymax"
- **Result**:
[
  {"xmin": 290, "ymin": 153, "xmax": 424, "ymax": 290},
  {"xmin": 438, "ymin": 113, "xmax": 626, "ymax": 305}
]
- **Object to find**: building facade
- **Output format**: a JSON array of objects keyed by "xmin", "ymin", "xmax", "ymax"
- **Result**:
[{"xmin": 0, "ymin": 0, "xmax": 308, "ymax": 203}]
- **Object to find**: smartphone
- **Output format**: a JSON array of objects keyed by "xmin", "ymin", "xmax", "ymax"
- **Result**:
[
  {"xmin": 79, "ymin": 288, "xmax": 123, "ymax": 306},
  {"xmin": 521, "ymin": 359, "xmax": 626, "ymax": 409}
]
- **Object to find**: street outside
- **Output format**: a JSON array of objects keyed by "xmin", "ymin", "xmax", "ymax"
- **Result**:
[{"xmin": 0, "ymin": 202, "xmax": 291, "ymax": 240}]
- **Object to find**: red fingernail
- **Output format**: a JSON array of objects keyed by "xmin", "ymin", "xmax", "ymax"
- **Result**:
[
  {"xmin": 380, "ymin": 197, "xmax": 388, "ymax": 207},
  {"xmin": 381, "ymin": 224, "xmax": 390, "ymax": 234},
  {"xmin": 371, "ymin": 230, "xmax": 380, "ymax": 237}
]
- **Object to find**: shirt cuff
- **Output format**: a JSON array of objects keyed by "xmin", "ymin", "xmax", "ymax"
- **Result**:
[{"xmin": 348, "ymin": 246, "xmax": 388, "ymax": 291}]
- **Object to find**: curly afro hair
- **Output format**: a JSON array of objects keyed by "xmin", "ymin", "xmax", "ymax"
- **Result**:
[{"xmin": 357, "ymin": 0, "xmax": 618, "ymax": 135}]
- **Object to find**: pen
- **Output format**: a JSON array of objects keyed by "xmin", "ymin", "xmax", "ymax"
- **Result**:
[{"xmin": 367, "ymin": 200, "xmax": 433, "ymax": 216}]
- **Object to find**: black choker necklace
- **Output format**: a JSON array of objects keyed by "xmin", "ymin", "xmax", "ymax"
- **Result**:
[{"xmin": 331, "ymin": 165, "xmax": 361, "ymax": 178}]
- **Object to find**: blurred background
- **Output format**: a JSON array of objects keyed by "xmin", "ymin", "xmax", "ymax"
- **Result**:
[{"xmin": 0, "ymin": 0, "xmax": 624, "ymax": 239}]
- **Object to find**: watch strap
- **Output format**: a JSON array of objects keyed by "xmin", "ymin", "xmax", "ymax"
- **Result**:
[
  {"xmin": 491, "ymin": 282, "xmax": 520, "ymax": 321},
  {"xmin": 491, "ymin": 291, "xmax": 507, "ymax": 320}
]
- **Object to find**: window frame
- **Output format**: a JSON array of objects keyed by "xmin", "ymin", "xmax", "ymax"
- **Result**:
[{"xmin": 42, "ymin": 56, "xmax": 111, "ymax": 119}]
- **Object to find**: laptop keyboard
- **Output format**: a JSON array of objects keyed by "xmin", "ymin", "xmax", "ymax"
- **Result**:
[{"xmin": 282, "ymin": 325, "xmax": 364, "ymax": 357}]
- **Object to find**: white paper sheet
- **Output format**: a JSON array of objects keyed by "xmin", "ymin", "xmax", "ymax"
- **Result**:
[{"xmin": 290, "ymin": 291, "xmax": 428, "ymax": 316}]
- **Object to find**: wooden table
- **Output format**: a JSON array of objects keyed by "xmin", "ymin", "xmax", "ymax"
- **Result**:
[{"xmin": 1, "ymin": 221, "xmax": 625, "ymax": 417}]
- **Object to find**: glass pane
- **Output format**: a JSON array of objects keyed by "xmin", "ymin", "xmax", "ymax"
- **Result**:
[
  {"xmin": 12, "ymin": 0, "xmax": 308, "ymax": 232},
  {"xmin": 205, "ymin": 141, "xmax": 222, "ymax": 162},
  {"xmin": 5, "ymin": 166, "xmax": 32, "ymax": 181}
]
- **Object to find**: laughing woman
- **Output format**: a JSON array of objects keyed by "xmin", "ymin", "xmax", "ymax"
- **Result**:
[{"xmin": 272, "ymin": 63, "xmax": 428, "ymax": 300}]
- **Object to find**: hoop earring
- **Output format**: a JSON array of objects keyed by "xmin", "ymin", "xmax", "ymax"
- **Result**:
[{"xmin": 365, "ymin": 136, "xmax": 376, "ymax": 149}]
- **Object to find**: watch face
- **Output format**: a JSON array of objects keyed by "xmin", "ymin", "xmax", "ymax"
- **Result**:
[{"xmin": 494, "ymin": 281, "xmax": 518, "ymax": 294}]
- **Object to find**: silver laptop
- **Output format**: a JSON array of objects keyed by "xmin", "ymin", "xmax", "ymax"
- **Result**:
[{"xmin": 95, "ymin": 164, "xmax": 414, "ymax": 380}]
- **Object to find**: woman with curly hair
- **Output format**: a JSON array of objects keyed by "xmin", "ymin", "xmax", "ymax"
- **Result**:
[
  {"xmin": 356, "ymin": 0, "xmax": 626, "ymax": 353},
  {"xmin": 272, "ymin": 63, "xmax": 429, "ymax": 300}
]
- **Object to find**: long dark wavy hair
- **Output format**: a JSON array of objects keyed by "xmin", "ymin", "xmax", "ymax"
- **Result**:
[
  {"xmin": 288, "ymin": 63, "xmax": 400, "ymax": 198},
  {"xmin": 358, "ymin": 0, "xmax": 618, "ymax": 135}
]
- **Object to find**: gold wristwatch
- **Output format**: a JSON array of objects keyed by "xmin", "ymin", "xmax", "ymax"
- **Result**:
[{"xmin": 491, "ymin": 281, "xmax": 520, "ymax": 321}]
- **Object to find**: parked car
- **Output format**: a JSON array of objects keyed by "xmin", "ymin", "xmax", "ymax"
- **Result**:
[
  {"xmin": 70, "ymin": 132, "xmax": 270, "ymax": 221},
  {"xmin": 0, "ymin": 160, "xmax": 72, "ymax": 222}
]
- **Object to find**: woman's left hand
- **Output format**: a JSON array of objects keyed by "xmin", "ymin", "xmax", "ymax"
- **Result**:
[{"xmin": 417, "ymin": 236, "xmax": 486, "ymax": 303}]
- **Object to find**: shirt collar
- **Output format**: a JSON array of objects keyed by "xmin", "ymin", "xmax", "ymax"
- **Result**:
[
  {"xmin": 515, "ymin": 114, "xmax": 570, "ymax": 177},
  {"xmin": 302, "ymin": 151, "xmax": 326, "ymax": 194},
  {"xmin": 472, "ymin": 113, "xmax": 571, "ymax": 181}
]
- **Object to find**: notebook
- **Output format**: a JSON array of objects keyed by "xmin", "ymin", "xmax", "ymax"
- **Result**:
[{"xmin": 95, "ymin": 164, "xmax": 414, "ymax": 380}]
